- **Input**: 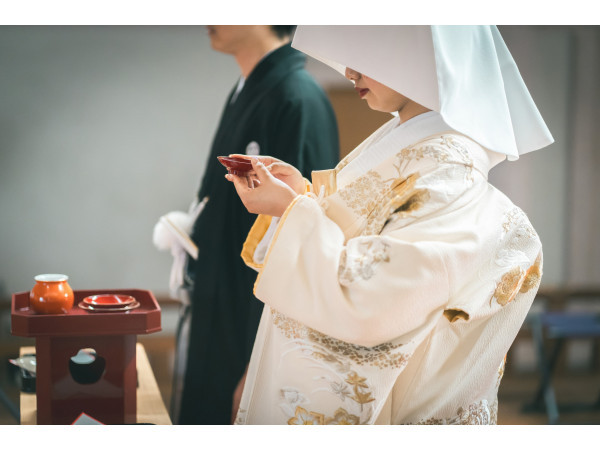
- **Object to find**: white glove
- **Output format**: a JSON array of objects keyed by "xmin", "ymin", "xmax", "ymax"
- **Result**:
[{"xmin": 153, "ymin": 197, "xmax": 208, "ymax": 297}]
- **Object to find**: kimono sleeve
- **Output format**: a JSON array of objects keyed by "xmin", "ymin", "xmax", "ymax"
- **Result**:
[{"xmin": 249, "ymin": 195, "xmax": 450, "ymax": 348}]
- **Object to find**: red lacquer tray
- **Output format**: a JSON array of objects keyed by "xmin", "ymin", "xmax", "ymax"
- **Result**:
[{"xmin": 11, "ymin": 288, "xmax": 161, "ymax": 337}]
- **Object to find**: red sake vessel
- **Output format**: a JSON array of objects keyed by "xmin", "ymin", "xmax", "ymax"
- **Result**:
[
  {"xmin": 11, "ymin": 288, "xmax": 161, "ymax": 425},
  {"xmin": 217, "ymin": 155, "xmax": 253, "ymax": 176}
]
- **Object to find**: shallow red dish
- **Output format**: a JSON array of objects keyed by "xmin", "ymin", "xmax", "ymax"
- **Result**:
[
  {"xmin": 82, "ymin": 294, "xmax": 136, "ymax": 308},
  {"xmin": 217, "ymin": 156, "xmax": 253, "ymax": 175},
  {"xmin": 78, "ymin": 300, "xmax": 140, "ymax": 313}
]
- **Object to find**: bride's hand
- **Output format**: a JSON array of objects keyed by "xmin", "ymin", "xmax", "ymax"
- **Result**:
[
  {"xmin": 229, "ymin": 154, "xmax": 306, "ymax": 195},
  {"xmin": 226, "ymin": 158, "xmax": 298, "ymax": 217}
]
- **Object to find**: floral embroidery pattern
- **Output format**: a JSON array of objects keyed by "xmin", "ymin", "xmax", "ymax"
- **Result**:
[
  {"xmin": 283, "ymin": 369, "xmax": 374, "ymax": 425},
  {"xmin": 520, "ymin": 253, "xmax": 543, "ymax": 293},
  {"xmin": 362, "ymin": 173, "xmax": 429, "ymax": 236},
  {"xmin": 501, "ymin": 207, "xmax": 537, "ymax": 238},
  {"xmin": 491, "ymin": 253, "xmax": 543, "ymax": 307},
  {"xmin": 489, "ymin": 205, "xmax": 542, "ymax": 308},
  {"xmin": 325, "ymin": 408, "xmax": 360, "ymax": 425},
  {"xmin": 287, "ymin": 406, "xmax": 362, "ymax": 425},
  {"xmin": 287, "ymin": 406, "xmax": 325, "ymax": 425},
  {"xmin": 271, "ymin": 310, "xmax": 410, "ymax": 369},
  {"xmin": 338, "ymin": 170, "xmax": 388, "ymax": 216},
  {"xmin": 455, "ymin": 400, "xmax": 494, "ymax": 425},
  {"xmin": 396, "ymin": 136, "xmax": 473, "ymax": 171},
  {"xmin": 338, "ymin": 135, "xmax": 476, "ymax": 238},
  {"xmin": 278, "ymin": 345, "xmax": 377, "ymax": 424},
  {"xmin": 358, "ymin": 135, "xmax": 476, "ymax": 237},
  {"xmin": 412, "ymin": 399, "xmax": 496, "ymax": 425},
  {"xmin": 493, "ymin": 266, "xmax": 526, "ymax": 306},
  {"xmin": 339, "ymin": 239, "xmax": 391, "ymax": 284},
  {"xmin": 398, "ymin": 142, "xmax": 451, "ymax": 165},
  {"xmin": 271, "ymin": 308, "xmax": 409, "ymax": 425},
  {"xmin": 395, "ymin": 136, "xmax": 476, "ymax": 185},
  {"xmin": 279, "ymin": 388, "xmax": 308, "ymax": 418},
  {"xmin": 440, "ymin": 135, "xmax": 472, "ymax": 159},
  {"xmin": 345, "ymin": 371, "xmax": 375, "ymax": 406},
  {"xmin": 329, "ymin": 380, "xmax": 352, "ymax": 400}
]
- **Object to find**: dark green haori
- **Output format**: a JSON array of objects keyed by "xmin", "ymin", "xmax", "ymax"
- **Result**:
[{"xmin": 179, "ymin": 44, "xmax": 340, "ymax": 424}]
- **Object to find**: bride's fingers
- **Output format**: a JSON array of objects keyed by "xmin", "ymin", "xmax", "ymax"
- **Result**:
[
  {"xmin": 228, "ymin": 154, "xmax": 279, "ymax": 166},
  {"xmin": 267, "ymin": 162, "xmax": 290, "ymax": 173},
  {"xmin": 228, "ymin": 173, "xmax": 252, "ymax": 194},
  {"xmin": 251, "ymin": 157, "xmax": 274, "ymax": 182},
  {"xmin": 226, "ymin": 173, "xmax": 261, "ymax": 189}
]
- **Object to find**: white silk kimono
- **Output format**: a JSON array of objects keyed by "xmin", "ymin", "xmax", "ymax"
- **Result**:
[{"xmin": 235, "ymin": 112, "xmax": 542, "ymax": 425}]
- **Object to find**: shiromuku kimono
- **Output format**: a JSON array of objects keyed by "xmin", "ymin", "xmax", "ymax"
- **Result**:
[{"xmin": 234, "ymin": 26, "xmax": 554, "ymax": 425}]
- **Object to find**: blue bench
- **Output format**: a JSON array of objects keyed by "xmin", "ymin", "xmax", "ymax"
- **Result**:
[{"xmin": 524, "ymin": 311, "xmax": 600, "ymax": 424}]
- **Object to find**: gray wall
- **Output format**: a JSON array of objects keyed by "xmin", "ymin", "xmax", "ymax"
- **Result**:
[
  {"xmin": 1, "ymin": 26, "xmax": 598, "ymax": 301},
  {"xmin": 0, "ymin": 26, "xmax": 238, "ymax": 297}
]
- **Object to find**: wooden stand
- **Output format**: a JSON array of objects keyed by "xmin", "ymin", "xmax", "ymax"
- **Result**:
[
  {"xmin": 20, "ymin": 343, "xmax": 172, "ymax": 425},
  {"xmin": 11, "ymin": 289, "xmax": 161, "ymax": 425}
]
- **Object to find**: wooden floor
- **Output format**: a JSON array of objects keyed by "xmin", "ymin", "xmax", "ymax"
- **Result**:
[{"xmin": 2, "ymin": 333, "xmax": 599, "ymax": 425}]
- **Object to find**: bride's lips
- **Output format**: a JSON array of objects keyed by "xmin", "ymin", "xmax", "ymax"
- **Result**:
[{"xmin": 355, "ymin": 87, "xmax": 369, "ymax": 98}]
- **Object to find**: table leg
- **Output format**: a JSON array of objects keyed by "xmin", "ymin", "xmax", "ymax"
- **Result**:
[{"xmin": 523, "ymin": 317, "xmax": 563, "ymax": 424}]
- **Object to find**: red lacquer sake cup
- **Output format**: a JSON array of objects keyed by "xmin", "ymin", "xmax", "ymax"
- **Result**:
[{"xmin": 217, "ymin": 156, "xmax": 253, "ymax": 176}]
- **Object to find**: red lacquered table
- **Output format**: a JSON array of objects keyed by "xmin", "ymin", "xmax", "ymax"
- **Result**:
[{"xmin": 11, "ymin": 289, "xmax": 161, "ymax": 425}]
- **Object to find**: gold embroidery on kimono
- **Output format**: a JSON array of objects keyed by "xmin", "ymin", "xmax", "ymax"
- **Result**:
[
  {"xmin": 493, "ymin": 266, "xmax": 526, "ymax": 306},
  {"xmin": 396, "ymin": 136, "xmax": 475, "ymax": 180},
  {"xmin": 325, "ymin": 408, "xmax": 361, "ymax": 425},
  {"xmin": 271, "ymin": 310, "xmax": 411, "ymax": 369},
  {"xmin": 362, "ymin": 173, "xmax": 429, "ymax": 236},
  {"xmin": 287, "ymin": 406, "xmax": 363, "ymax": 425},
  {"xmin": 338, "ymin": 170, "xmax": 389, "ymax": 216},
  {"xmin": 488, "ymin": 205, "xmax": 543, "ymax": 307},
  {"xmin": 492, "ymin": 253, "xmax": 543, "ymax": 307},
  {"xmin": 520, "ymin": 253, "xmax": 543, "ymax": 293},
  {"xmin": 284, "ymin": 369, "xmax": 375, "ymax": 425},
  {"xmin": 412, "ymin": 399, "xmax": 496, "ymax": 425},
  {"xmin": 277, "ymin": 349, "xmax": 377, "ymax": 424},
  {"xmin": 398, "ymin": 142, "xmax": 452, "ymax": 164},
  {"xmin": 287, "ymin": 406, "xmax": 325, "ymax": 425}
]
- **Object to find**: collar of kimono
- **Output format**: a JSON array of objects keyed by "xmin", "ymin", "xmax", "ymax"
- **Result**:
[{"xmin": 336, "ymin": 111, "xmax": 504, "ymax": 189}]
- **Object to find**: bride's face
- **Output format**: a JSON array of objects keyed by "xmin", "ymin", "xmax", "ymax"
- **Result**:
[
  {"xmin": 345, "ymin": 67, "xmax": 431, "ymax": 122},
  {"xmin": 345, "ymin": 67, "xmax": 409, "ymax": 113}
]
